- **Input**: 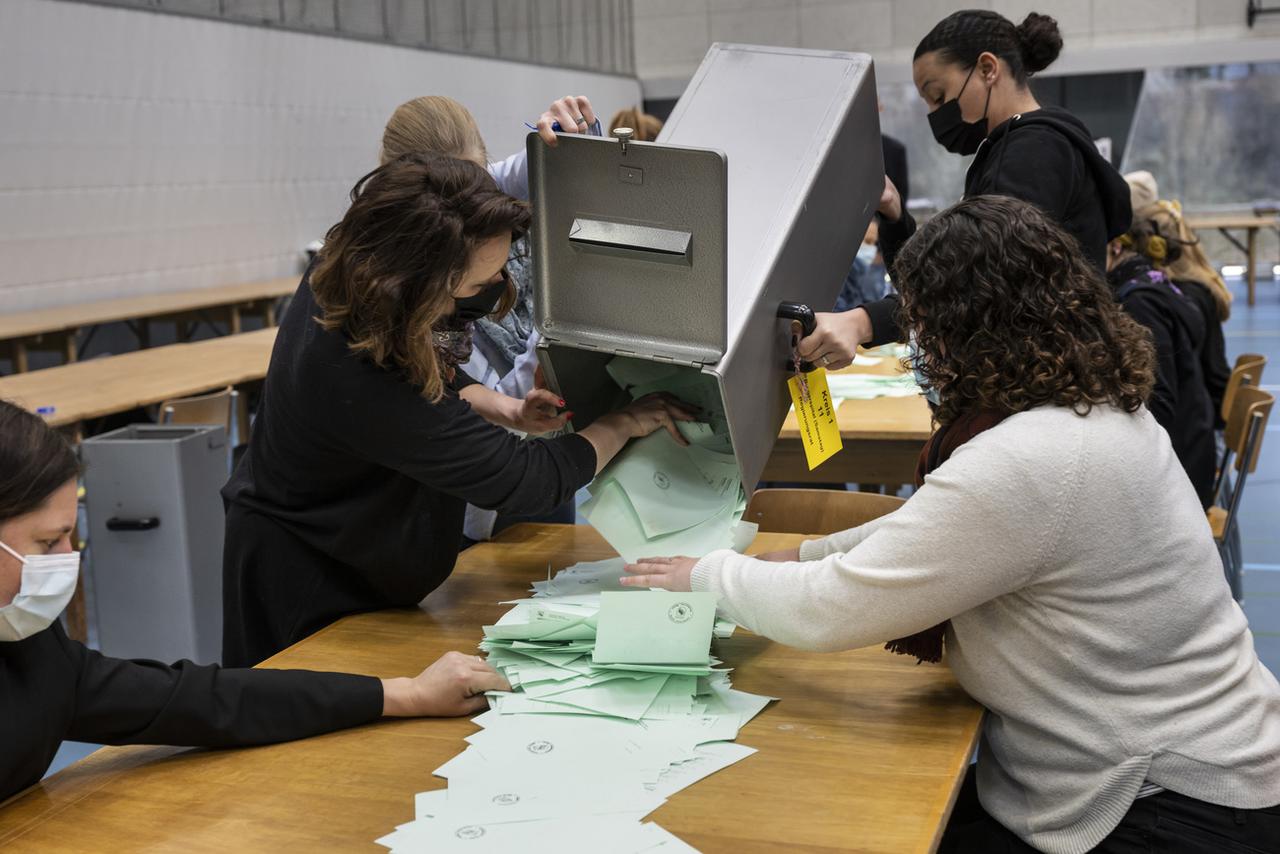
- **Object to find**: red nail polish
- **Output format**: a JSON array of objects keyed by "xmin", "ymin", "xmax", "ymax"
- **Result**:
[
  {"xmin": 564, "ymin": 411, "xmax": 574, "ymax": 418},
  {"xmin": 558, "ymin": 398, "xmax": 566, "ymax": 407}
]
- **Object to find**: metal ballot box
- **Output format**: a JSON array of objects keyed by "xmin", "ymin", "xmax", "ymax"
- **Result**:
[{"xmin": 530, "ymin": 43, "xmax": 884, "ymax": 490}]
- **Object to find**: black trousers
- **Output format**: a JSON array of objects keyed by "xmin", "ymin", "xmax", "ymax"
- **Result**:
[{"xmin": 940, "ymin": 765, "xmax": 1280, "ymax": 853}]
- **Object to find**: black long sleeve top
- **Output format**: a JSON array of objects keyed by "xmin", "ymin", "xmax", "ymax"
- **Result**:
[
  {"xmin": 863, "ymin": 107, "xmax": 1132, "ymax": 347},
  {"xmin": 221, "ymin": 276, "xmax": 596, "ymax": 666},
  {"xmin": 0, "ymin": 622, "xmax": 382, "ymax": 803},
  {"xmin": 1109, "ymin": 258, "xmax": 1217, "ymax": 508}
]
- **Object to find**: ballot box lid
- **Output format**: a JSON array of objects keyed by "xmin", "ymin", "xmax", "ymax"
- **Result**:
[{"xmin": 528, "ymin": 134, "xmax": 728, "ymax": 368}]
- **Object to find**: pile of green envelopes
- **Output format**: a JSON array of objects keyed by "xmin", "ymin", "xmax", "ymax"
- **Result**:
[
  {"xmin": 374, "ymin": 559, "xmax": 774, "ymax": 853},
  {"xmin": 580, "ymin": 356, "xmax": 758, "ymax": 563}
]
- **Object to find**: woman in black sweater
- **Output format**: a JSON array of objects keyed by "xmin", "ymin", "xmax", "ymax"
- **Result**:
[
  {"xmin": 222, "ymin": 154, "xmax": 692, "ymax": 666},
  {"xmin": 0, "ymin": 400, "xmax": 507, "ymax": 803},
  {"xmin": 1106, "ymin": 222, "xmax": 1217, "ymax": 508},
  {"xmin": 798, "ymin": 9, "xmax": 1133, "ymax": 368}
]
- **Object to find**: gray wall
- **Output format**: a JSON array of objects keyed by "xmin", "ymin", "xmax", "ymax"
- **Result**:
[{"xmin": 2, "ymin": 0, "xmax": 641, "ymax": 313}]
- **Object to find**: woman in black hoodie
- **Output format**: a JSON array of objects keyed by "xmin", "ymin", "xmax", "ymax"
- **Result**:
[{"xmin": 799, "ymin": 10, "xmax": 1133, "ymax": 367}]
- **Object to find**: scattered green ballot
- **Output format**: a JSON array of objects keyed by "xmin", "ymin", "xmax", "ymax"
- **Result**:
[{"xmin": 593, "ymin": 591, "xmax": 717, "ymax": 665}]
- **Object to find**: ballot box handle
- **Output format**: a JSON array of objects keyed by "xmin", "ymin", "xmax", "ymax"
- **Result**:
[
  {"xmin": 105, "ymin": 517, "xmax": 160, "ymax": 532},
  {"xmin": 776, "ymin": 301, "xmax": 817, "ymax": 337},
  {"xmin": 777, "ymin": 302, "xmax": 817, "ymax": 372}
]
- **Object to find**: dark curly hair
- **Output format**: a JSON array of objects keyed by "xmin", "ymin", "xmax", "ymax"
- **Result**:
[{"xmin": 893, "ymin": 195, "xmax": 1155, "ymax": 427}]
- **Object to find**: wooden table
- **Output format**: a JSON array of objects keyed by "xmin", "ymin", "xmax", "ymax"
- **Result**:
[
  {"xmin": 0, "ymin": 277, "xmax": 297, "ymax": 373},
  {"xmin": 1185, "ymin": 213, "xmax": 1280, "ymax": 307},
  {"xmin": 0, "ymin": 524, "xmax": 983, "ymax": 853},
  {"xmin": 0, "ymin": 327, "xmax": 278, "ymax": 429},
  {"xmin": 765, "ymin": 354, "xmax": 933, "ymax": 488}
]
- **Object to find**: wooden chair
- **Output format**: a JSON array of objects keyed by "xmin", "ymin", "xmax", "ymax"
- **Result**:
[
  {"xmin": 1213, "ymin": 355, "xmax": 1267, "ymax": 505},
  {"xmin": 745, "ymin": 488, "xmax": 906, "ymax": 536},
  {"xmin": 159, "ymin": 386, "xmax": 250, "ymax": 449},
  {"xmin": 1207, "ymin": 385, "xmax": 1274, "ymax": 600}
]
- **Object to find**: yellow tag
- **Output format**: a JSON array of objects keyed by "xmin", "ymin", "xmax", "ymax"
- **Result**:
[{"xmin": 787, "ymin": 367, "xmax": 842, "ymax": 470}]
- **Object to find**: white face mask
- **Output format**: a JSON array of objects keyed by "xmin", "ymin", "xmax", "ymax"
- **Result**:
[
  {"xmin": 0, "ymin": 539, "xmax": 80, "ymax": 642},
  {"xmin": 856, "ymin": 242, "xmax": 878, "ymax": 266}
]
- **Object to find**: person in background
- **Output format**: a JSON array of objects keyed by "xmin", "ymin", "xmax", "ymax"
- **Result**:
[
  {"xmin": 835, "ymin": 128, "xmax": 911, "ymax": 311},
  {"xmin": 1107, "ymin": 210, "xmax": 1217, "ymax": 508},
  {"xmin": 379, "ymin": 95, "xmax": 599, "ymax": 541},
  {"xmin": 1126, "ymin": 170, "xmax": 1232, "ymax": 424},
  {"xmin": 221, "ymin": 154, "xmax": 694, "ymax": 667},
  {"xmin": 799, "ymin": 9, "xmax": 1132, "ymax": 369},
  {"xmin": 0, "ymin": 399, "xmax": 509, "ymax": 803},
  {"xmin": 608, "ymin": 106, "xmax": 663, "ymax": 141},
  {"xmin": 623, "ymin": 196, "xmax": 1280, "ymax": 854}
]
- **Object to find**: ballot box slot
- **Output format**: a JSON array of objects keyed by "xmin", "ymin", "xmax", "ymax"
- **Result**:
[{"xmin": 568, "ymin": 218, "xmax": 692, "ymax": 266}]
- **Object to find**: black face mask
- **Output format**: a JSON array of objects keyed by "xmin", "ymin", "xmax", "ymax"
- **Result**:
[
  {"xmin": 451, "ymin": 272, "xmax": 510, "ymax": 323},
  {"xmin": 928, "ymin": 64, "xmax": 993, "ymax": 156}
]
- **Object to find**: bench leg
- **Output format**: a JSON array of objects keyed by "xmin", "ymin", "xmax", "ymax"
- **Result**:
[{"xmin": 1247, "ymin": 227, "xmax": 1258, "ymax": 307}]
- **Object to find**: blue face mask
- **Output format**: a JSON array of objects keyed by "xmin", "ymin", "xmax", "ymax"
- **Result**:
[{"xmin": 908, "ymin": 334, "xmax": 941, "ymax": 406}]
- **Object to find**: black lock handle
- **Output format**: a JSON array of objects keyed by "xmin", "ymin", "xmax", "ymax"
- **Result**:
[
  {"xmin": 777, "ymin": 301, "xmax": 817, "ymax": 372},
  {"xmin": 106, "ymin": 517, "xmax": 160, "ymax": 532},
  {"xmin": 777, "ymin": 301, "xmax": 817, "ymax": 337}
]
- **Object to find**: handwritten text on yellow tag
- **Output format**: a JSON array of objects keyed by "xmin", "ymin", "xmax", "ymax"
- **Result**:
[{"xmin": 788, "ymin": 368, "xmax": 842, "ymax": 470}]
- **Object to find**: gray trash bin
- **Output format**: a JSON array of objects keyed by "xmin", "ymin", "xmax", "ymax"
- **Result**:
[{"xmin": 81, "ymin": 424, "xmax": 227, "ymax": 664}]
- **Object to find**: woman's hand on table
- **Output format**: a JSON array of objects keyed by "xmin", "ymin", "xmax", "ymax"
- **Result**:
[
  {"xmin": 621, "ymin": 556, "xmax": 698, "ymax": 592},
  {"xmin": 381, "ymin": 651, "xmax": 510, "ymax": 717}
]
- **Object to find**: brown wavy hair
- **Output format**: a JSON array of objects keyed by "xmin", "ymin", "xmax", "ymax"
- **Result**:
[
  {"xmin": 893, "ymin": 195, "xmax": 1155, "ymax": 427},
  {"xmin": 310, "ymin": 154, "xmax": 528, "ymax": 401}
]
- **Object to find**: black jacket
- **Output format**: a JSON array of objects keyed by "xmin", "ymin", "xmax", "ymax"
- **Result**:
[
  {"xmin": 1175, "ymin": 278, "xmax": 1231, "ymax": 429},
  {"xmin": 1109, "ymin": 258, "xmax": 1217, "ymax": 508},
  {"xmin": 865, "ymin": 106, "xmax": 1132, "ymax": 345},
  {"xmin": 221, "ymin": 276, "xmax": 596, "ymax": 667},
  {"xmin": 0, "ymin": 622, "xmax": 381, "ymax": 803}
]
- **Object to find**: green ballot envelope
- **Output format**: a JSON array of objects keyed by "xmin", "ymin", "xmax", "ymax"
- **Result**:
[{"xmin": 592, "ymin": 591, "xmax": 717, "ymax": 665}]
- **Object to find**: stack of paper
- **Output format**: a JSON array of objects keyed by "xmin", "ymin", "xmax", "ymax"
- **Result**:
[
  {"xmin": 581, "ymin": 357, "xmax": 758, "ymax": 562},
  {"xmin": 375, "ymin": 560, "xmax": 774, "ymax": 853},
  {"xmin": 824, "ymin": 371, "xmax": 921, "ymax": 402}
]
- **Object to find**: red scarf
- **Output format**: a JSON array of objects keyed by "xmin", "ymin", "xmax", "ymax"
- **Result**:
[{"xmin": 883, "ymin": 408, "xmax": 1011, "ymax": 664}]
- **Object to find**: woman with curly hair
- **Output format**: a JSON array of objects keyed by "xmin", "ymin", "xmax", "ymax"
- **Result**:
[{"xmin": 623, "ymin": 197, "xmax": 1280, "ymax": 853}]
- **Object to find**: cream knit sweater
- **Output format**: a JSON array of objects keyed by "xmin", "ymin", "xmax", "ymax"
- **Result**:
[{"xmin": 692, "ymin": 404, "xmax": 1280, "ymax": 854}]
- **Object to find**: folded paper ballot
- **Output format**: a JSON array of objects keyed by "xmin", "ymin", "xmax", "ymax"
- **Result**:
[
  {"xmin": 374, "ymin": 559, "xmax": 775, "ymax": 853},
  {"xmin": 581, "ymin": 356, "xmax": 757, "ymax": 562},
  {"xmin": 593, "ymin": 592, "xmax": 717, "ymax": 665}
]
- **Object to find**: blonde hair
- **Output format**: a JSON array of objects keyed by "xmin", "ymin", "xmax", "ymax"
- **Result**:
[
  {"xmin": 380, "ymin": 96, "xmax": 488, "ymax": 167},
  {"xmin": 608, "ymin": 106, "xmax": 663, "ymax": 142},
  {"xmin": 1137, "ymin": 200, "xmax": 1233, "ymax": 321}
]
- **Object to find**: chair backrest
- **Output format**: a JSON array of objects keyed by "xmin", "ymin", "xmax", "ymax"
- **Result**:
[
  {"xmin": 1221, "ymin": 355, "xmax": 1266, "ymax": 423},
  {"xmin": 159, "ymin": 386, "xmax": 249, "ymax": 445},
  {"xmin": 1226, "ymin": 386, "xmax": 1274, "ymax": 474},
  {"xmin": 745, "ymin": 488, "xmax": 906, "ymax": 536}
]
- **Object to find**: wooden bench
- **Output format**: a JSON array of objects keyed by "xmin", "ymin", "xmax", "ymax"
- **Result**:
[{"xmin": 0, "ymin": 277, "xmax": 297, "ymax": 373}]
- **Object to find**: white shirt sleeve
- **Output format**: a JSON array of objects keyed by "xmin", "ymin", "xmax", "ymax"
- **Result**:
[{"xmin": 690, "ymin": 426, "xmax": 1075, "ymax": 652}]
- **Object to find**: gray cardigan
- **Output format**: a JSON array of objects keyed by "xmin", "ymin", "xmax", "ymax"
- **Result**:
[{"xmin": 693, "ymin": 404, "xmax": 1280, "ymax": 854}]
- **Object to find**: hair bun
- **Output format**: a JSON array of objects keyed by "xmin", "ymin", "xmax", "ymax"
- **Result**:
[{"xmin": 1016, "ymin": 12, "xmax": 1062, "ymax": 74}]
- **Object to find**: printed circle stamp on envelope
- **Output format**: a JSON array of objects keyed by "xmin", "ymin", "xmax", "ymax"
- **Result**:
[{"xmin": 668, "ymin": 602, "xmax": 694, "ymax": 623}]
